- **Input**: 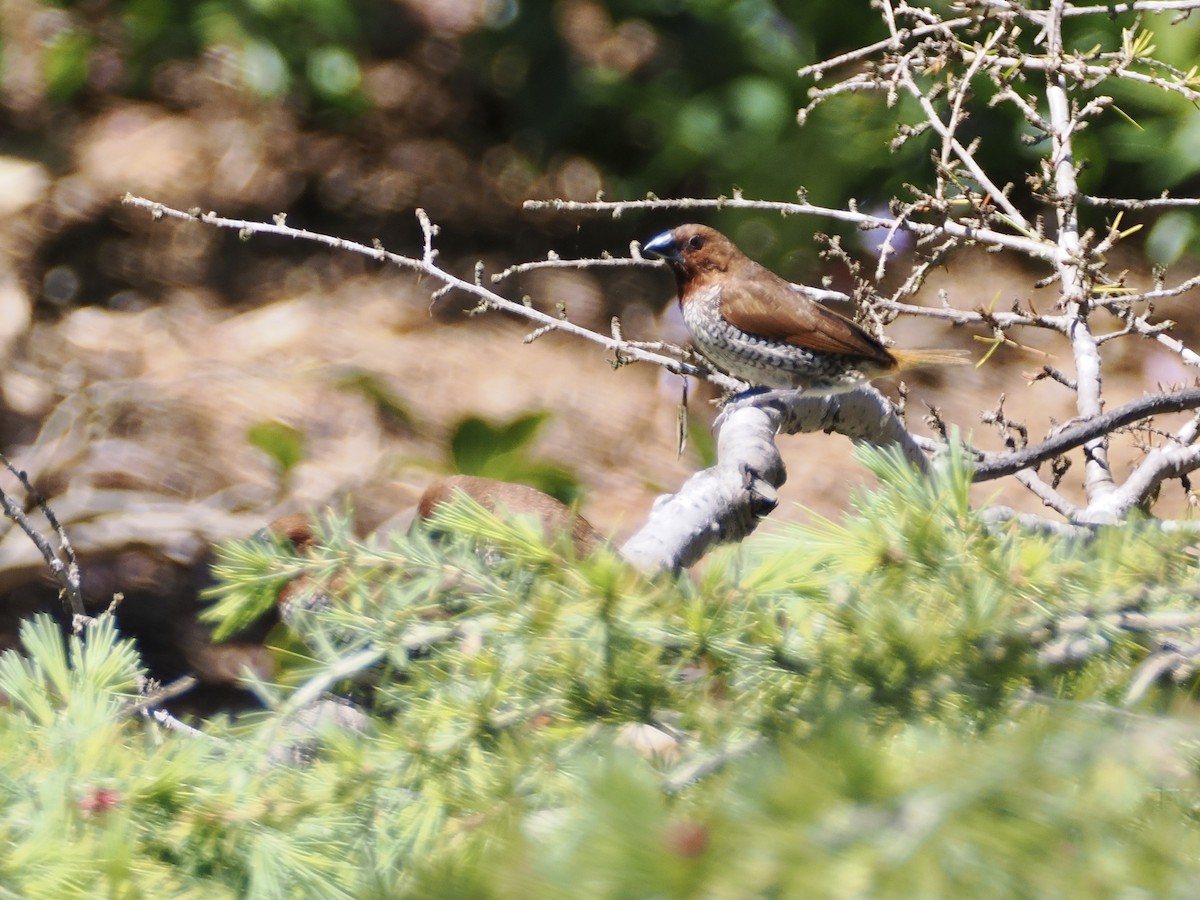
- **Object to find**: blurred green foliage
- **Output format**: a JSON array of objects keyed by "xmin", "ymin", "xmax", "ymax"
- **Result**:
[
  {"xmin": 11, "ymin": 1, "xmax": 1197, "ymax": 276},
  {"xmin": 126, "ymin": 0, "xmax": 366, "ymax": 109},
  {"xmin": 333, "ymin": 368, "xmax": 416, "ymax": 435},
  {"xmin": 6, "ymin": 447, "xmax": 1200, "ymax": 893},
  {"xmin": 449, "ymin": 411, "xmax": 581, "ymax": 504},
  {"xmin": 247, "ymin": 419, "xmax": 306, "ymax": 486}
]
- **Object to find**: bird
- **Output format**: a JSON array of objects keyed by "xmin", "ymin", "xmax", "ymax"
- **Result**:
[{"xmin": 642, "ymin": 224, "xmax": 967, "ymax": 394}]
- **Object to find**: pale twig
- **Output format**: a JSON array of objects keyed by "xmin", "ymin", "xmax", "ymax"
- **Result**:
[
  {"xmin": 1042, "ymin": 0, "xmax": 1115, "ymax": 504},
  {"xmin": 970, "ymin": 0, "xmax": 1200, "ymax": 19},
  {"xmin": 662, "ymin": 737, "xmax": 765, "ymax": 795},
  {"xmin": 523, "ymin": 196, "xmax": 1062, "ymax": 262},
  {"xmin": 1036, "ymin": 0, "xmax": 1200, "ymax": 17},
  {"xmin": 961, "ymin": 51, "xmax": 1200, "ymax": 104},
  {"xmin": 877, "ymin": 299, "xmax": 1064, "ymax": 330},
  {"xmin": 1171, "ymin": 414, "xmax": 1200, "ymax": 447},
  {"xmin": 122, "ymin": 675, "xmax": 198, "ymax": 719},
  {"xmin": 1014, "ymin": 468, "xmax": 1083, "ymax": 519},
  {"xmin": 1121, "ymin": 315, "xmax": 1200, "ymax": 368},
  {"xmin": 492, "ymin": 244, "xmax": 653, "ymax": 282},
  {"xmin": 897, "ymin": 26, "xmax": 1032, "ymax": 233},
  {"xmin": 1095, "ymin": 272, "xmax": 1200, "ymax": 307},
  {"xmin": 797, "ymin": 14, "xmax": 993, "ymax": 81},
  {"xmin": 1084, "ymin": 196, "xmax": 1200, "ymax": 209},
  {"xmin": 979, "ymin": 506, "xmax": 1095, "ymax": 537},
  {"xmin": 145, "ymin": 707, "xmax": 215, "ymax": 741}
]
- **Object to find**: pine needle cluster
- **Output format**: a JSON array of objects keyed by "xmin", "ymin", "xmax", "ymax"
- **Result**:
[{"xmin": 3, "ymin": 447, "xmax": 1200, "ymax": 896}]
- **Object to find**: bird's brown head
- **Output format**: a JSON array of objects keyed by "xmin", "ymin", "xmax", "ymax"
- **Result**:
[{"xmin": 642, "ymin": 225, "xmax": 742, "ymax": 291}]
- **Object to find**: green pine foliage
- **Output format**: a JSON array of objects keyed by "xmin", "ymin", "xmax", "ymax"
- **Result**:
[{"xmin": 3, "ymin": 447, "xmax": 1200, "ymax": 896}]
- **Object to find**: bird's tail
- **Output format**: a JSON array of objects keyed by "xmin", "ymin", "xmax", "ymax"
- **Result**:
[{"xmin": 889, "ymin": 348, "xmax": 971, "ymax": 371}]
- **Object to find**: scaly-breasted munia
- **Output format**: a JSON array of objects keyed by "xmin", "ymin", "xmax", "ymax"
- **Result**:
[{"xmin": 643, "ymin": 224, "xmax": 966, "ymax": 393}]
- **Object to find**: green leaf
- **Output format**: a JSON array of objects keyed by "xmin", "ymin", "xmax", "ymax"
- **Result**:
[
  {"xmin": 247, "ymin": 420, "xmax": 306, "ymax": 478},
  {"xmin": 333, "ymin": 369, "xmax": 415, "ymax": 434},
  {"xmin": 450, "ymin": 412, "xmax": 550, "ymax": 473},
  {"xmin": 446, "ymin": 412, "xmax": 581, "ymax": 502}
]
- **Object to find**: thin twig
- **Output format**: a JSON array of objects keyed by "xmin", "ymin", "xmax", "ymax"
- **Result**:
[
  {"xmin": 523, "ymin": 196, "xmax": 1062, "ymax": 262},
  {"xmin": 122, "ymin": 195, "xmax": 738, "ymax": 391},
  {"xmin": 0, "ymin": 453, "xmax": 85, "ymax": 619},
  {"xmin": 1083, "ymin": 196, "xmax": 1200, "ymax": 209},
  {"xmin": 122, "ymin": 675, "xmax": 199, "ymax": 719}
]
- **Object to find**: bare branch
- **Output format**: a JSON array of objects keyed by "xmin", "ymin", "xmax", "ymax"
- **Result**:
[
  {"xmin": 1092, "ymin": 443, "xmax": 1200, "ymax": 522},
  {"xmin": 523, "ymin": 196, "xmax": 1062, "ymax": 262},
  {"xmin": 980, "ymin": 506, "xmax": 1096, "ymax": 537},
  {"xmin": 1096, "ymin": 272, "xmax": 1200, "ymax": 307},
  {"xmin": 894, "ymin": 26, "xmax": 1033, "ymax": 233},
  {"xmin": 878, "ymin": 298, "xmax": 1065, "ymax": 330},
  {"xmin": 964, "ymin": 51, "xmax": 1200, "ymax": 104},
  {"xmin": 972, "ymin": 388, "xmax": 1200, "ymax": 482},
  {"xmin": 1040, "ymin": 0, "xmax": 1116, "ymax": 502},
  {"xmin": 1084, "ymin": 195, "xmax": 1200, "ymax": 209},
  {"xmin": 620, "ymin": 386, "xmax": 928, "ymax": 572},
  {"xmin": 122, "ymin": 675, "xmax": 198, "ymax": 719},
  {"xmin": 1043, "ymin": 0, "xmax": 1200, "ymax": 16},
  {"xmin": 797, "ymin": 14, "xmax": 990, "ymax": 80},
  {"xmin": 1014, "ymin": 468, "xmax": 1083, "ymax": 519},
  {"xmin": 492, "ymin": 247, "xmax": 655, "ymax": 282}
]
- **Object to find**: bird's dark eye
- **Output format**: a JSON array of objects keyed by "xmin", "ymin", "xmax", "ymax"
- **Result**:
[{"xmin": 687, "ymin": 234, "xmax": 705, "ymax": 251}]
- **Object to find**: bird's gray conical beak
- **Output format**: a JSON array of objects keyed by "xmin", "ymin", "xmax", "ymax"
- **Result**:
[{"xmin": 642, "ymin": 230, "xmax": 681, "ymax": 263}]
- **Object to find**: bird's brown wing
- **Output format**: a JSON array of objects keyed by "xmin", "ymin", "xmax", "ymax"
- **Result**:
[{"xmin": 717, "ymin": 267, "xmax": 894, "ymax": 364}]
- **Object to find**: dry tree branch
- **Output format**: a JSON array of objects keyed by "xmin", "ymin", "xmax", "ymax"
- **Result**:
[
  {"xmin": 878, "ymin": 298, "xmax": 1065, "ymax": 330},
  {"xmin": 891, "ymin": 24, "xmax": 1032, "ymax": 234},
  {"xmin": 523, "ymin": 196, "xmax": 1062, "ymax": 262},
  {"xmin": 797, "ymin": 13, "xmax": 997, "ymax": 82},
  {"xmin": 1014, "ymin": 468, "xmax": 1083, "ymax": 519},
  {"xmin": 965, "ymin": 387, "xmax": 1200, "ymax": 482},
  {"xmin": 961, "ymin": 51, "xmax": 1200, "ymax": 104},
  {"xmin": 1093, "ymin": 272, "xmax": 1200, "ymax": 307},
  {"xmin": 121, "ymin": 674, "xmax": 198, "ymax": 719},
  {"xmin": 620, "ymin": 387, "xmax": 924, "ymax": 572},
  {"xmin": 1038, "ymin": 0, "xmax": 1115, "ymax": 508},
  {"xmin": 492, "ymin": 244, "xmax": 655, "ymax": 281},
  {"xmin": 1084, "ymin": 196, "xmax": 1200, "ymax": 209},
  {"xmin": 1022, "ymin": 0, "xmax": 1200, "ymax": 18}
]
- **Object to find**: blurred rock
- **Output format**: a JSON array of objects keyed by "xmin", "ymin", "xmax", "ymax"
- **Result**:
[{"xmin": 0, "ymin": 157, "xmax": 49, "ymax": 217}]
